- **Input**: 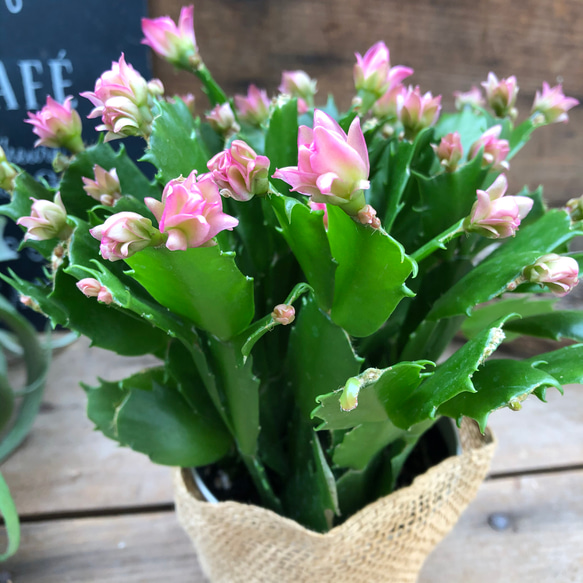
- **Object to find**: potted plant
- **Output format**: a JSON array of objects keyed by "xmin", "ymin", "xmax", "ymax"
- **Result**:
[{"xmin": 1, "ymin": 5, "xmax": 582, "ymax": 580}]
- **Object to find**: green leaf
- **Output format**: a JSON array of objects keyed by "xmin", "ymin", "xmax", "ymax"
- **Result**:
[
  {"xmin": 439, "ymin": 359, "xmax": 562, "ymax": 431},
  {"xmin": 85, "ymin": 368, "xmax": 232, "ymax": 466},
  {"xmin": 206, "ymin": 337, "xmax": 260, "ymax": 456},
  {"xmin": 265, "ymin": 99, "xmax": 298, "ymax": 193},
  {"xmin": 434, "ymin": 108, "xmax": 489, "ymax": 156},
  {"xmin": 503, "ymin": 311, "xmax": 583, "ymax": 342},
  {"xmin": 388, "ymin": 318, "xmax": 510, "ymax": 429},
  {"xmin": 282, "ymin": 417, "xmax": 339, "ymax": 532},
  {"xmin": 462, "ymin": 296, "xmax": 557, "ymax": 340},
  {"xmin": 287, "ymin": 294, "xmax": 363, "ymax": 420},
  {"xmin": 415, "ymin": 154, "xmax": 487, "ymax": 241},
  {"xmin": 313, "ymin": 362, "xmax": 431, "ymax": 430},
  {"xmin": 508, "ymin": 118, "xmax": 536, "ymax": 160},
  {"xmin": 0, "ymin": 295, "xmax": 49, "ymax": 463},
  {"xmin": 327, "ymin": 205, "xmax": 415, "ymax": 337},
  {"xmin": 142, "ymin": 99, "xmax": 211, "ymax": 183},
  {"xmin": 125, "ymin": 246, "xmax": 254, "ymax": 341},
  {"xmin": 429, "ymin": 210, "xmax": 579, "ymax": 320},
  {"xmin": 270, "ymin": 194, "xmax": 336, "ymax": 311},
  {"xmin": 0, "ymin": 471, "xmax": 20, "ymax": 561},
  {"xmin": 525, "ymin": 344, "xmax": 583, "ymax": 385},
  {"xmin": 59, "ymin": 143, "xmax": 160, "ymax": 217},
  {"xmin": 332, "ymin": 421, "xmax": 404, "ymax": 471}
]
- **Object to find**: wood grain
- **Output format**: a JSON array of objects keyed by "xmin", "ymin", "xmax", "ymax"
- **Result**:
[
  {"xmin": 148, "ymin": 0, "xmax": 583, "ymax": 204},
  {"xmin": 1, "ymin": 337, "xmax": 173, "ymax": 516},
  {"xmin": 2, "ymin": 471, "xmax": 582, "ymax": 582}
]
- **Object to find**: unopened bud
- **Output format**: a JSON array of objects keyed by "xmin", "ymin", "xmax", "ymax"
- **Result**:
[
  {"xmin": 272, "ymin": 304, "xmax": 295, "ymax": 325},
  {"xmin": 0, "ymin": 146, "xmax": 18, "ymax": 192},
  {"xmin": 522, "ymin": 253, "xmax": 579, "ymax": 296},
  {"xmin": 566, "ymin": 196, "xmax": 583, "ymax": 222},
  {"xmin": 357, "ymin": 204, "xmax": 381, "ymax": 229}
]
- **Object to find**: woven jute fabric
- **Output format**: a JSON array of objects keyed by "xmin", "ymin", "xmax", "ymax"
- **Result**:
[{"xmin": 174, "ymin": 419, "xmax": 495, "ymax": 583}]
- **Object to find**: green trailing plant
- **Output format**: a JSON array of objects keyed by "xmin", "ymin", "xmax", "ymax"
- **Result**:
[{"xmin": 1, "ymin": 5, "xmax": 582, "ymax": 534}]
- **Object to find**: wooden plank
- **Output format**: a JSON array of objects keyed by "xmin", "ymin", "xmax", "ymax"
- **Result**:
[
  {"xmin": 1, "ymin": 337, "xmax": 173, "ymax": 516},
  {"xmin": 1, "ymin": 512, "xmax": 205, "ymax": 583},
  {"xmin": 488, "ymin": 382, "xmax": 583, "ymax": 474},
  {"xmin": 2, "ymin": 470, "xmax": 582, "ymax": 582},
  {"xmin": 420, "ymin": 469, "xmax": 583, "ymax": 582},
  {"xmin": 148, "ymin": 0, "xmax": 583, "ymax": 204}
]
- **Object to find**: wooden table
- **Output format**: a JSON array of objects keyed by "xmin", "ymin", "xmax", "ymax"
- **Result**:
[{"xmin": 1, "ymin": 337, "xmax": 582, "ymax": 582}]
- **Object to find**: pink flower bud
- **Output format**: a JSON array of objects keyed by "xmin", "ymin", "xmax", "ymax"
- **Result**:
[
  {"xmin": 532, "ymin": 82, "xmax": 579, "ymax": 124},
  {"xmin": 24, "ymin": 96, "xmax": 83, "ymax": 153},
  {"xmin": 207, "ymin": 140, "xmax": 270, "ymax": 202},
  {"xmin": 481, "ymin": 72, "xmax": 518, "ymax": 119},
  {"xmin": 76, "ymin": 278, "xmax": 102, "ymax": 297},
  {"xmin": 234, "ymin": 85, "xmax": 271, "ymax": 127},
  {"xmin": 147, "ymin": 78, "xmax": 165, "ymax": 97},
  {"xmin": 146, "ymin": 171, "xmax": 238, "ymax": 251},
  {"xmin": 397, "ymin": 86, "xmax": 442, "ymax": 140},
  {"xmin": 272, "ymin": 304, "xmax": 295, "ymax": 325},
  {"xmin": 566, "ymin": 196, "xmax": 583, "ymax": 222},
  {"xmin": 90, "ymin": 211, "xmax": 161, "ymax": 261},
  {"xmin": 357, "ymin": 204, "xmax": 381, "ymax": 229},
  {"xmin": 0, "ymin": 146, "xmax": 18, "ymax": 192},
  {"xmin": 141, "ymin": 5, "xmax": 200, "ymax": 69},
  {"xmin": 17, "ymin": 192, "xmax": 71, "ymax": 242},
  {"xmin": 354, "ymin": 42, "xmax": 391, "ymax": 97},
  {"xmin": 278, "ymin": 71, "xmax": 317, "ymax": 114},
  {"xmin": 463, "ymin": 174, "xmax": 533, "ymax": 239},
  {"xmin": 468, "ymin": 125, "xmax": 510, "ymax": 171},
  {"xmin": 309, "ymin": 201, "xmax": 328, "ymax": 229},
  {"xmin": 453, "ymin": 86, "xmax": 485, "ymax": 111},
  {"xmin": 76, "ymin": 278, "xmax": 114, "ymax": 304},
  {"xmin": 372, "ymin": 84, "xmax": 406, "ymax": 119},
  {"xmin": 206, "ymin": 103, "xmax": 240, "ymax": 137},
  {"xmin": 523, "ymin": 253, "xmax": 579, "ymax": 296},
  {"xmin": 432, "ymin": 132, "xmax": 463, "ymax": 172},
  {"xmin": 273, "ymin": 110, "xmax": 370, "ymax": 215},
  {"xmin": 82, "ymin": 165, "xmax": 121, "ymax": 207},
  {"xmin": 81, "ymin": 54, "xmax": 162, "ymax": 142}
]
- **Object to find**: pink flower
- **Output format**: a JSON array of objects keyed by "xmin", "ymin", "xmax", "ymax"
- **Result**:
[
  {"xmin": 81, "ymin": 54, "xmax": 162, "ymax": 142},
  {"xmin": 206, "ymin": 102, "xmax": 240, "ymax": 137},
  {"xmin": 481, "ymin": 72, "xmax": 518, "ymax": 119},
  {"xmin": 76, "ymin": 278, "xmax": 114, "ymax": 304},
  {"xmin": 398, "ymin": 86, "xmax": 442, "ymax": 139},
  {"xmin": 532, "ymin": 82, "xmax": 579, "ymax": 124},
  {"xmin": 141, "ymin": 5, "xmax": 200, "ymax": 69},
  {"xmin": 82, "ymin": 165, "xmax": 121, "ymax": 207},
  {"xmin": 354, "ymin": 42, "xmax": 391, "ymax": 97},
  {"xmin": 278, "ymin": 71, "xmax": 317, "ymax": 114},
  {"xmin": 271, "ymin": 304, "xmax": 295, "ymax": 325},
  {"xmin": 353, "ymin": 42, "xmax": 413, "ymax": 102},
  {"xmin": 145, "ymin": 171, "xmax": 239, "ymax": 251},
  {"xmin": 432, "ymin": 132, "xmax": 463, "ymax": 172},
  {"xmin": 469, "ymin": 125, "xmax": 510, "ymax": 171},
  {"xmin": 273, "ymin": 110, "xmax": 370, "ymax": 215},
  {"xmin": 0, "ymin": 146, "xmax": 17, "ymax": 192},
  {"xmin": 372, "ymin": 84, "xmax": 406, "ymax": 119},
  {"xmin": 234, "ymin": 85, "xmax": 271, "ymax": 126},
  {"xmin": 523, "ymin": 253, "xmax": 579, "ymax": 296},
  {"xmin": 90, "ymin": 211, "xmax": 161, "ymax": 261},
  {"xmin": 453, "ymin": 86, "xmax": 485, "ymax": 111},
  {"xmin": 463, "ymin": 174, "xmax": 533, "ymax": 239},
  {"xmin": 207, "ymin": 140, "xmax": 270, "ymax": 202},
  {"xmin": 17, "ymin": 193, "xmax": 71, "ymax": 241},
  {"xmin": 308, "ymin": 201, "xmax": 328, "ymax": 229},
  {"xmin": 24, "ymin": 96, "xmax": 83, "ymax": 153}
]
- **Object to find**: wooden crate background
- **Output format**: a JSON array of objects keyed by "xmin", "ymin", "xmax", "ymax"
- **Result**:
[{"xmin": 149, "ymin": 0, "xmax": 583, "ymax": 205}]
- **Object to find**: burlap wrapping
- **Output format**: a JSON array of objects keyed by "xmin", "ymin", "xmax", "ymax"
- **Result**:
[{"xmin": 174, "ymin": 419, "xmax": 495, "ymax": 583}]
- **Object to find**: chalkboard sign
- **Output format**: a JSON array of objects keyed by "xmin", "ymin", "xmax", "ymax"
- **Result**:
[{"xmin": 0, "ymin": 0, "xmax": 150, "ymax": 327}]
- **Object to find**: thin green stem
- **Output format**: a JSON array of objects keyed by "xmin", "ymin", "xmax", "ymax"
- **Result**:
[
  {"xmin": 194, "ymin": 64, "xmax": 228, "ymax": 107},
  {"xmin": 411, "ymin": 219, "xmax": 466, "ymax": 264}
]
